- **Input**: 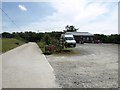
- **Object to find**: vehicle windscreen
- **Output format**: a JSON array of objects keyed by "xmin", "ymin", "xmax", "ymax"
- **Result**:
[{"xmin": 65, "ymin": 37, "xmax": 74, "ymax": 40}]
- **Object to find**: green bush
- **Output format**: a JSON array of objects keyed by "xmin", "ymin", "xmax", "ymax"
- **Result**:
[{"xmin": 37, "ymin": 38, "xmax": 63, "ymax": 54}]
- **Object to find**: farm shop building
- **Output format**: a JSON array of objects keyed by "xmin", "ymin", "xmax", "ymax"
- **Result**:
[{"xmin": 65, "ymin": 32, "xmax": 94, "ymax": 43}]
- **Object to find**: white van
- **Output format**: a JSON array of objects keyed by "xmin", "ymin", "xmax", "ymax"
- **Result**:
[{"xmin": 60, "ymin": 34, "xmax": 76, "ymax": 48}]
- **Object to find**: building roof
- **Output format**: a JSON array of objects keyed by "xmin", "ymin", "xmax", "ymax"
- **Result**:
[{"xmin": 65, "ymin": 32, "xmax": 94, "ymax": 36}]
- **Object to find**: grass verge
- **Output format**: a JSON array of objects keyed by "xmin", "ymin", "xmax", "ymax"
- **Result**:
[
  {"xmin": 37, "ymin": 41, "xmax": 46, "ymax": 53},
  {"xmin": 1, "ymin": 38, "xmax": 25, "ymax": 53},
  {"xmin": 0, "ymin": 39, "xmax": 1, "ymax": 54}
]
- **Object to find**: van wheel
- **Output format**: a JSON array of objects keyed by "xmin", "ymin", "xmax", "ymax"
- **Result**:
[
  {"xmin": 74, "ymin": 45, "xmax": 76, "ymax": 47},
  {"xmin": 64, "ymin": 43, "xmax": 67, "ymax": 48},
  {"xmin": 65, "ymin": 45, "xmax": 67, "ymax": 48}
]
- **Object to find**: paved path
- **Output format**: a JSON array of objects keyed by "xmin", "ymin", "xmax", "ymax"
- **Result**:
[{"xmin": 2, "ymin": 42, "xmax": 59, "ymax": 88}]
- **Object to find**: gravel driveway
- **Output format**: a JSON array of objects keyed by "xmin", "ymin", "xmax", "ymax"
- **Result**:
[{"xmin": 46, "ymin": 44, "xmax": 118, "ymax": 88}]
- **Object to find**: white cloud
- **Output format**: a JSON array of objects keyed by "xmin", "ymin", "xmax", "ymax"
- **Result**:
[
  {"xmin": 20, "ymin": 0, "xmax": 118, "ymax": 34},
  {"xmin": 79, "ymin": 3, "xmax": 118, "ymax": 35},
  {"xmin": 18, "ymin": 5, "xmax": 27, "ymax": 11}
]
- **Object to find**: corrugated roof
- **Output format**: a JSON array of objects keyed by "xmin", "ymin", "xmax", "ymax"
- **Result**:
[{"xmin": 65, "ymin": 32, "xmax": 94, "ymax": 36}]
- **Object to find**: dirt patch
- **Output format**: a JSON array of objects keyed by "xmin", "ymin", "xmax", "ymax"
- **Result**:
[{"xmin": 54, "ymin": 48, "xmax": 80, "ymax": 56}]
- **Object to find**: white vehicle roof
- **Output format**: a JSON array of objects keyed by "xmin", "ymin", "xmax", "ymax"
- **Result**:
[{"xmin": 64, "ymin": 34, "xmax": 74, "ymax": 37}]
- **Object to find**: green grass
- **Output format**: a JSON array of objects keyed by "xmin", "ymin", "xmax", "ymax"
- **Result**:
[
  {"xmin": 0, "ymin": 39, "xmax": 2, "ymax": 53},
  {"xmin": 37, "ymin": 41, "xmax": 46, "ymax": 53},
  {"xmin": 1, "ymin": 38, "xmax": 25, "ymax": 53}
]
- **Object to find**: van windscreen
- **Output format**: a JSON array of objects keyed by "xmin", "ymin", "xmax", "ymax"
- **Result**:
[{"xmin": 65, "ymin": 37, "xmax": 74, "ymax": 40}]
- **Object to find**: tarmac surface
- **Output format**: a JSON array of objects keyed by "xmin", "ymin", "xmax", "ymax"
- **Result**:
[
  {"xmin": 2, "ymin": 42, "xmax": 59, "ymax": 88},
  {"xmin": 46, "ymin": 44, "xmax": 118, "ymax": 88}
]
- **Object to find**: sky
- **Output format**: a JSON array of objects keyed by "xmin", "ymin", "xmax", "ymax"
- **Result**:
[{"xmin": 1, "ymin": 0, "xmax": 119, "ymax": 34}]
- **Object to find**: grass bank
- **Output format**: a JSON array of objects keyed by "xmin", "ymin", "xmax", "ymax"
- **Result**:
[
  {"xmin": 37, "ymin": 41, "xmax": 46, "ymax": 53},
  {"xmin": 1, "ymin": 38, "xmax": 25, "ymax": 53},
  {"xmin": 0, "ymin": 39, "xmax": 2, "ymax": 54}
]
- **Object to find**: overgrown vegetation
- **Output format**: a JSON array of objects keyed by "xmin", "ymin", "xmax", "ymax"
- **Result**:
[
  {"xmin": 2, "ymin": 38, "xmax": 25, "ymax": 53},
  {"xmin": 1, "ymin": 31, "xmax": 63, "ymax": 54},
  {"xmin": 37, "ymin": 33, "xmax": 63, "ymax": 54}
]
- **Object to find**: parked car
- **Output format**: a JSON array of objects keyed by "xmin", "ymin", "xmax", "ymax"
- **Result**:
[{"xmin": 60, "ymin": 34, "xmax": 76, "ymax": 48}]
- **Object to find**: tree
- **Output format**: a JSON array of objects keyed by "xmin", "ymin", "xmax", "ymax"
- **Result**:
[
  {"xmin": 2, "ymin": 32, "xmax": 14, "ymax": 38},
  {"xmin": 64, "ymin": 25, "xmax": 79, "ymax": 32},
  {"xmin": 42, "ymin": 34, "xmax": 51, "ymax": 45}
]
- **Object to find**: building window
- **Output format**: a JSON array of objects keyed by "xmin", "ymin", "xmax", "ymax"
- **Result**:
[
  {"xmin": 83, "ymin": 37, "xmax": 85, "ymax": 41},
  {"xmin": 91, "ymin": 37, "xmax": 93, "ymax": 40},
  {"xmin": 87, "ymin": 37, "xmax": 89, "ymax": 41}
]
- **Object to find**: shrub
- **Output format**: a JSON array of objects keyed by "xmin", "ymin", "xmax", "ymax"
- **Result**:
[{"xmin": 45, "ymin": 45, "xmax": 56, "ymax": 54}]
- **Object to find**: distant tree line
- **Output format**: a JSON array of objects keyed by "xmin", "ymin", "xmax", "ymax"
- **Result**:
[
  {"xmin": 94, "ymin": 34, "xmax": 120, "ymax": 44},
  {"xmin": 1, "ymin": 31, "xmax": 63, "ymax": 42},
  {"xmin": 1, "ymin": 31, "xmax": 120, "ymax": 44}
]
